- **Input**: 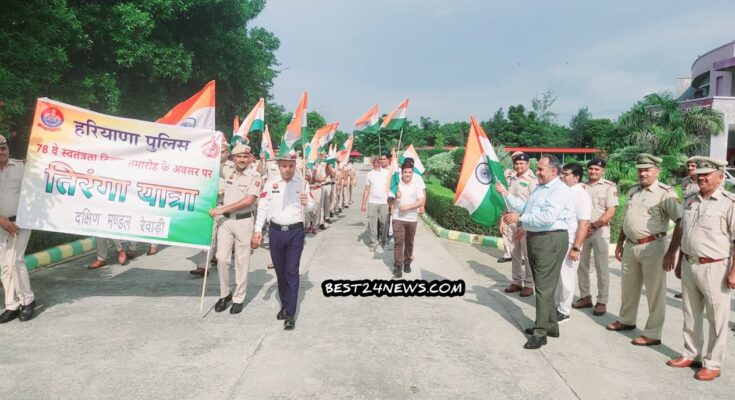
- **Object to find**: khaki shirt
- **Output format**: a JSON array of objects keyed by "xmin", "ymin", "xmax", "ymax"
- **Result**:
[
  {"xmin": 682, "ymin": 176, "xmax": 699, "ymax": 198},
  {"xmin": 0, "ymin": 159, "xmax": 24, "ymax": 218},
  {"xmin": 584, "ymin": 178, "xmax": 618, "ymax": 222},
  {"xmin": 508, "ymin": 169, "xmax": 537, "ymax": 201},
  {"xmin": 623, "ymin": 181, "xmax": 682, "ymax": 240},
  {"xmin": 680, "ymin": 188, "xmax": 735, "ymax": 259},
  {"xmin": 222, "ymin": 168, "xmax": 261, "ymax": 215}
]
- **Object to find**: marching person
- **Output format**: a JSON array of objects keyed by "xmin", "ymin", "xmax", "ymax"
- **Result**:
[
  {"xmin": 555, "ymin": 163, "xmax": 592, "ymax": 323},
  {"xmin": 322, "ymin": 155, "xmax": 335, "ymax": 223},
  {"xmin": 305, "ymin": 160, "xmax": 324, "ymax": 234},
  {"xmin": 88, "ymin": 238, "xmax": 137, "ymax": 269},
  {"xmin": 0, "ymin": 134, "xmax": 36, "ymax": 322},
  {"xmin": 607, "ymin": 154, "xmax": 682, "ymax": 346},
  {"xmin": 252, "ymin": 151, "xmax": 315, "ymax": 330},
  {"xmin": 666, "ymin": 157, "xmax": 735, "ymax": 381},
  {"xmin": 496, "ymin": 154, "xmax": 571, "ymax": 349},
  {"xmin": 362, "ymin": 156, "xmax": 391, "ymax": 251},
  {"xmin": 391, "ymin": 159, "xmax": 425, "ymax": 278},
  {"xmin": 503, "ymin": 152, "xmax": 537, "ymax": 297},
  {"xmin": 573, "ymin": 157, "xmax": 618, "ymax": 316},
  {"xmin": 209, "ymin": 144, "xmax": 260, "ymax": 314}
]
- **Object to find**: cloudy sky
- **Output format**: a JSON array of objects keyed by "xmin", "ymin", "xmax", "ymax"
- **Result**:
[{"xmin": 253, "ymin": 0, "xmax": 735, "ymax": 127}]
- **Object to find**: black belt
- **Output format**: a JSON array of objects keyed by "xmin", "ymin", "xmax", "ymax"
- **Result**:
[
  {"xmin": 223, "ymin": 212, "xmax": 253, "ymax": 220},
  {"xmin": 526, "ymin": 229, "xmax": 566, "ymax": 238},
  {"xmin": 270, "ymin": 221, "xmax": 304, "ymax": 231},
  {"xmin": 8, "ymin": 216, "xmax": 16, "ymax": 222}
]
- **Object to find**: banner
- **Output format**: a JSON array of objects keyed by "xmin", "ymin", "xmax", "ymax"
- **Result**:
[{"xmin": 17, "ymin": 98, "xmax": 221, "ymax": 249}]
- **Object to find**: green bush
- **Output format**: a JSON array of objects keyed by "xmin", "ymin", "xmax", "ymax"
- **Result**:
[
  {"xmin": 425, "ymin": 179, "xmax": 499, "ymax": 236},
  {"xmin": 425, "ymin": 152, "xmax": 459, "ymax": 189},
  {"xmin": 450, "ymin": 147, "xmax": 465, "ymax": 166},
  {"xmin": 417, "ymin": 148, "xmax": 445, "ymax": 161}
]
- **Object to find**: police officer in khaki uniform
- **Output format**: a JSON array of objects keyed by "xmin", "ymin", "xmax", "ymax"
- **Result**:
[
  {"xmin": 498, "ymin": 152, "xmax": 523, "ymax": 263},
  {"xmin": 573, "ymin": 157, "xmax": 618, "ymax": 316},
  {"xmin": 607, "ymin": 154, "xmax": 682, "ymax": 346},
  {"xmin": 305, "ymin": 158, "xmax": 324, "ymax": 233},
  {"xmin": 665, "ymin": 157, "xmax": 735, "ymax": 381},
  {"xmin": 0, "ymin": 135, "xmax": 36, "ymax": 322},
  {"xmin": 682, "ymin": 156, "xmax": 701, "ymax": 198},
  {"xmin": 503, "ymin": 152, "xmax": 537, "ymax": 297},
  {"xmin": 210, "ymin": 144, "xmax": 260, "ymax": 314}
]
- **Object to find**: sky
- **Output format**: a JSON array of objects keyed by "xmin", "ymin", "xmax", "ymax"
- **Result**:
[{"xmin": 252, "ymin": 0, "xmax": 735, "ymax": 128}]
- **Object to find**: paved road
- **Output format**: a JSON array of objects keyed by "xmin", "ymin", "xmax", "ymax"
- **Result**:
[{"xmin": 2, "ymin": 169, "xmax": 734, "ymax": 399}]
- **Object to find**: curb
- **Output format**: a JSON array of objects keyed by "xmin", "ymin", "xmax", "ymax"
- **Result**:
[
  {"xmin": 420, "ymin": 213, "xmax": 504, "ymax": 249},
  {"xmin": 24, "ymin": 238, "xmax": 96, "ymax": 271}
]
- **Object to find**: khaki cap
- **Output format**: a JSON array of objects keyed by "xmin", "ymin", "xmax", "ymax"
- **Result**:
[
  {"xmin": 685, "ymin": 155, "xmax": 702, "ymax": 164},
  {"xmin": 635, "ymin": 153, "xmax": 662, "ymax": 168},
  {"xmin": 231, "ymin": 144, "xmax": 252, "ymax": 156},
  {"xmin": 695, "ymin": 157, "xmax": 727, "ymax": 174}
]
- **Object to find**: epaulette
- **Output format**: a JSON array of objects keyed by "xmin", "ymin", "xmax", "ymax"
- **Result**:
[
  {"xmin": 721, "ymin": 191, "xmax": 735, "ymax": 202},
  {"xmin": 602, "ymin": 179, "xmax": 615, "ymax": 185},
  {"xmin": 684, "ymin": 191, "xmax": 698, "ymax": 199},
  {"xmin": 657, "ymin": 182, "xmax": 674, "ymax": 192}
]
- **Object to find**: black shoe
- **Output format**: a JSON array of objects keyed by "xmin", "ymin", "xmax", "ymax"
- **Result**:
[
  {"xmin": 330, "ymin": 212, "xmax": 334, "ymax": 218},
  {"xmin": 0, "ymin": 309, "xmax": 20, "ymax": 323},
  {"xmin": 524, "ymin": 328, "xmax": 559, "ymax": 338},
  {"xmin": 403, "ymin": 262, "xmax": 412, "ymax": 273},
  {"xmin": 557, "ymin": 311, "xmax": 570, "ymax": 323},
  {"xmin": 210, "ymin": 257, "xmax": 218, "ymax": 266},
  {"xmin": 523, "ymin": 335, "xmax": 547, "ymax": 349},
  {"xmin": 19, "ymin": 301, "xmax": 36, "ymax": 322},
  {"xmin": 214, "ymin": 293, "xmax": 232, "ymax": 312},
  {"xmin": 276, "ymin": 308, "xmax": 286, "ymax": 320},
  {"xmin": 497, "ymin": 257, "xmax": 512, "ymax": 263},
  {"xmin": 230, "ymin": 302, "xmax": 243, "ymax": 314},
  {"xmin": 392, "ymin": 266, "xmax": 402, "ymax": 279},
  {"xmin": 284, "ymin": 315, "xmax": 295, "ymax": 330},
  {"xmin": 674, "ymin": 292, "xmax": 682, "ymax": 299},
  {"xmin": 319, "ymin": 224, "xmax": 327, "ymax": 230},
  {"xmin": 325, "ymin": 218, "xmax": 332, "ymax": 224}
]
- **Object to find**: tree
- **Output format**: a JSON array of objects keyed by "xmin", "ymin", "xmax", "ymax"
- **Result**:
[
  {"xmin": 0, "ymin": 0, "xmax": 281, "ymax": 155},
  {"xmin": 569, "ymin": 107, "xmax": 592, "ymax": 147},
  {"xmin": 531, "ymin": 89, "xmax": 558, "ymax": 124}
]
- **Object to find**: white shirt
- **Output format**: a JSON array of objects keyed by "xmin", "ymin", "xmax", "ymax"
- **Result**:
[
  {"xmin": 254, "ymin": 175, "xmax": 315, "ymax": 231},
  {"xmin": 567, "ymin": 183, "xmax": 592, "ymax": 242},
  {"xmin": 366, "ymin": 168, "xmax": 391, "ymax": 204},
  {"xmin": 392, "ymin": 178, "xmax": 425, "ymax": 222},
  {"xmin": 0, "ymin": 159, "xmax": 24, "ymax": 218}
]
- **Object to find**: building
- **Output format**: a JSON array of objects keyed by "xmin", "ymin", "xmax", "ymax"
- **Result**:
[{"xmin": 677, "ymin": 41, "xmax": 735, "ymax": 164}]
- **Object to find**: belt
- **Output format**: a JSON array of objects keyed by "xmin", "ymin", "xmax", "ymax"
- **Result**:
[
  {"xmin": 270, "ymin": 221, "xmax": 304, "ymax": 231},
  {"xmin": 326, "ymin": 182, "xmax": 335, "ymax": 186},
  {"xmin": 526, "ymin": 229, "xmax": 566, "ymax": 238},
  {"xmin": 628, "ymin": 232, "xmax": 666, "ymax": 245},
  {"xmin": 223, "ymin": 211, "xmax": 253, "ymax": 220},
  {"xmin": 7, "ymin": 216, "xmax": 16, "ymax": 222},
  {"xmin": 310, "ymin": 185, "xmax": 322, "ymax": 189},
  {"xmin": 683, "ymin": 253, "xmax": 726, "ymax": 265}
]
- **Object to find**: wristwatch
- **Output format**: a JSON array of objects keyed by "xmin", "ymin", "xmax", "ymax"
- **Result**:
[{"xmin": 572, "ymin": 246, "xmax": 581, "ymax": 252}]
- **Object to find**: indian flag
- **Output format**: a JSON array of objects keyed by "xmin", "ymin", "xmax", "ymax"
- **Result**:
[
  {"xmin": 354, "ymin": 105, "xmax": 380, "ymax": 134},
  {"xmin": 233, "ymin": 98, "xmax": 265, "ymax": 146},
  {"xmin": 381, "ymin": 98, "xmax": 409, "ymax": 130},
  {"xmin": 454, "ymin": 116, "xmax": 507, "ymax": 227},
  {"xmin": 325, "ymin": 143, "xmax": 337, "ymax": 167},
  {"xmin": 231, "ymin": 115, "xmax": 239, "ymax": 146},
  {"xmin": 157, "ymin": 80, "xmax": 216, "ymax": 130},
  {"xmin": 280, "ymin": 92, "xmax": 308, "ymax": 156},
  {"xmin": 316, "ymin": 122, "xmax": 339, "ymax": 149},
  {"xmin": 305, "ymin": 131, "xmax": 320, "ymax": 169},
  {"xmin": 389, "ymin": 147, "xmax": 401, "ymax": 196},
  {"xmin": 400, "ymin": 144, "xmax": 424, "ymax": 175},
  {"xmin": 336, "ymin": 133, "xmax": 353, "ymax": 164},
  {"xmin": 260, "ymin": 124, "xmax": 273, "ymax": 160}
]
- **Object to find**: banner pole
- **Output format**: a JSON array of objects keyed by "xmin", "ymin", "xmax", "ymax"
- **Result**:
[
  {"xmin": 8, "ymin": 234, "xmax": 17, "ymax": 300},
  {"xmin": 199, "ymin": 246, "xmax": 212, "ymax": 313},
  {"xmin": 397, "ymin": 127, "xmax": 404, "ymax": 152}
]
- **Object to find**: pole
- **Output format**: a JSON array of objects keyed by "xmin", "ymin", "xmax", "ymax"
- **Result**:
[
  {"xmin": 378, "ymin": 131, "xmax": 382, "ymax": 155},
  {"xmin": 397, "ymin": 127, "xmax": 405, "ymax": 152},
  {"xmin": 199, "ymin": 246, "xmax": 213, "ymax": 312},
  {"xmin": 7, "ymin": 233, "xmax": 17, "ymax": 300}
]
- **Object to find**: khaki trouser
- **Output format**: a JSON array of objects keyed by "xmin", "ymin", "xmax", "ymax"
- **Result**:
[
  {"xmin": 322, "ymin": 184, "xmax": 333, "ymax": 219},
  {"xmin": 578, "ymin": 226, "xmax": 610, "ymax": 304},
  {"xmin": 501, "ymin": 222, "xmax": 513, "ymax": 259},
  {"xmin": 333, "ymin": 183, "xmax": 342, "ymax": 211},
  {"xmin": 0, "ymin": 228, "xmax": 34, "ymax": 310},
  {"xmin": 96, "ymin": 238, "xmax": 137, "ymax": 261},
  {"xmin": 509, "ymin": 223, "xmax": 533, "ymax": 287},
  {"xmin": 619, "ymin": 239, "xmax": 667, "ymax": 340},
  {"xmin": 680, "ymin": 258, "xmax": 731, "ymax": 370},
  {"xmin": 307, "ymin": 187, "xmax": 322, "ymax": 228},
  {"xmin": 216, "ymin": 216, "xmax": 254, "ymax": 303}
]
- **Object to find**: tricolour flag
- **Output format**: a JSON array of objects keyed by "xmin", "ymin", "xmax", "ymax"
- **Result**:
[
  {"xmin": 400, "ymin": 144, "xmax": 424, "ymax": 175},
  {"xmin": 231, "ymin": 115, "xmax": 240, "ymax": 145},
  {"xmin": 388, "ymin": 147, "xmax": 401, "ymax": 196},
  {"xmin": 336, "ymin": 133, "xmax": 353, "ymax": 165},
  {"xmin": 380, "ymin": 98, "xmax": 409, "ymax": 130},
  {"xmin": 260, "ymin": 124, "xmax": 273, "ymax": 160},
  {"xmin": 280, "ymin": 92, "xmax": 308, "ymax": 156},
  {"xmin": 316, "ymin": 122, "xmax": 339, "ymax": 150},
  {"xmin": 454, "ymin": 116, "xmax": 507, "ymax": 227},
  {"xmin": 157, "ymin": 80, "xmax": 216, "ymax": 130},
  {"xmin": 325, "ymin": 143, "xmax": 337, "ymax": 167},
  {"xmin": 354, "ymin": 105, "xmax": 380, "ymax": 134},
  {"xmin": 233, "ymin": 98, "xmax": 265, "ymax": 146}
]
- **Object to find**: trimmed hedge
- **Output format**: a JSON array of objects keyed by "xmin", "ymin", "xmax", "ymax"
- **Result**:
[
  {"xmin": 425, "ymin": 178, "xmax": 499, "ymax": 237},
  {"xmin": 26, "ymin": 231, "xmax": 84, "ymax": 254}
]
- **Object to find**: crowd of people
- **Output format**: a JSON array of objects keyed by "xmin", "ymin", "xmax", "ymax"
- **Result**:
[{"xmin": 495, "ymin": 151, "xmax": 734, "ymax": 382}]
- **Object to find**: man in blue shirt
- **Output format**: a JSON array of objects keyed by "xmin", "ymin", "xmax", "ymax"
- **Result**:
[{"xmin": 496, "ymin": 154, "xmax": 571, "ymax": 349}]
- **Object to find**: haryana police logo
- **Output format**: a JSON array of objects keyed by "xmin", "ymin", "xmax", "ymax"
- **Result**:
[{"xmin": 474, "ymin": 162, "xmax": 493, "ymax": 185}]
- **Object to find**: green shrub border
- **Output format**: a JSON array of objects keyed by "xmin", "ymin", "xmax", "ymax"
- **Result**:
[
  {"xmin": 24, "ymin": 237, "xmax": 96, "ymax": 271},
  {"xmin": 420, "ymin": 212, "xmax": 502, "ymax": 248}
]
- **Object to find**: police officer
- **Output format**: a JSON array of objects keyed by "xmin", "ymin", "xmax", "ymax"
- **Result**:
[
  {"xmin": 607, "ymin": 154, "xmax": 682, "ymax": 346},
  {"xmin": 190, "ymin": 135, "xmax": 236, "ymax": 276},
  {"xmin": 573, "ymin": 157, "xmax": 618, "ymax": 316},
  {"xmin": 666, "ymin": 157, "xmax": 735, "ymax": 381},
  {"xmin": 682, "ymin": 156, "xmax": 701, "ymax": 198},
  {"xmin": 503, "ymin": 152, "xmax": 537, "ymax": 297},
  {"xmin": 0, "ymin": 135, "xmax": 36, "ymax": 322},
  {"xmin": 252, "ymin": 151, "xmax": 315, "ymax": 330},
  {"xmin": 305, "ymin": 158, "xmax": 324, "ymax": 234},
  {"xmin": 498, "ymin": 151, "xmax": 525, "ymax": 263},
  {"xmin": 209, "ymin": 144, "xmax": 260, "ymax": 314}
]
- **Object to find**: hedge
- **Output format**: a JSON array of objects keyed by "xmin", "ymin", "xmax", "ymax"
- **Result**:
[{"xmin": 425, "ymin": 179, "xmax": 499, "ymax": 237}]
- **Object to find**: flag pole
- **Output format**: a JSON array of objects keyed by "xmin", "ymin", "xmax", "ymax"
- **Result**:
[
  {"xmin": 397, "ymin": 127, "xmax": 404, "ymax": 152},
  {"xmin": 199, "ymin": 246, "xmax": 213, "ymax": 313},
  {"xmin": 378, "ymin": 130, "xmax": 382, "ymax": 155}
]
